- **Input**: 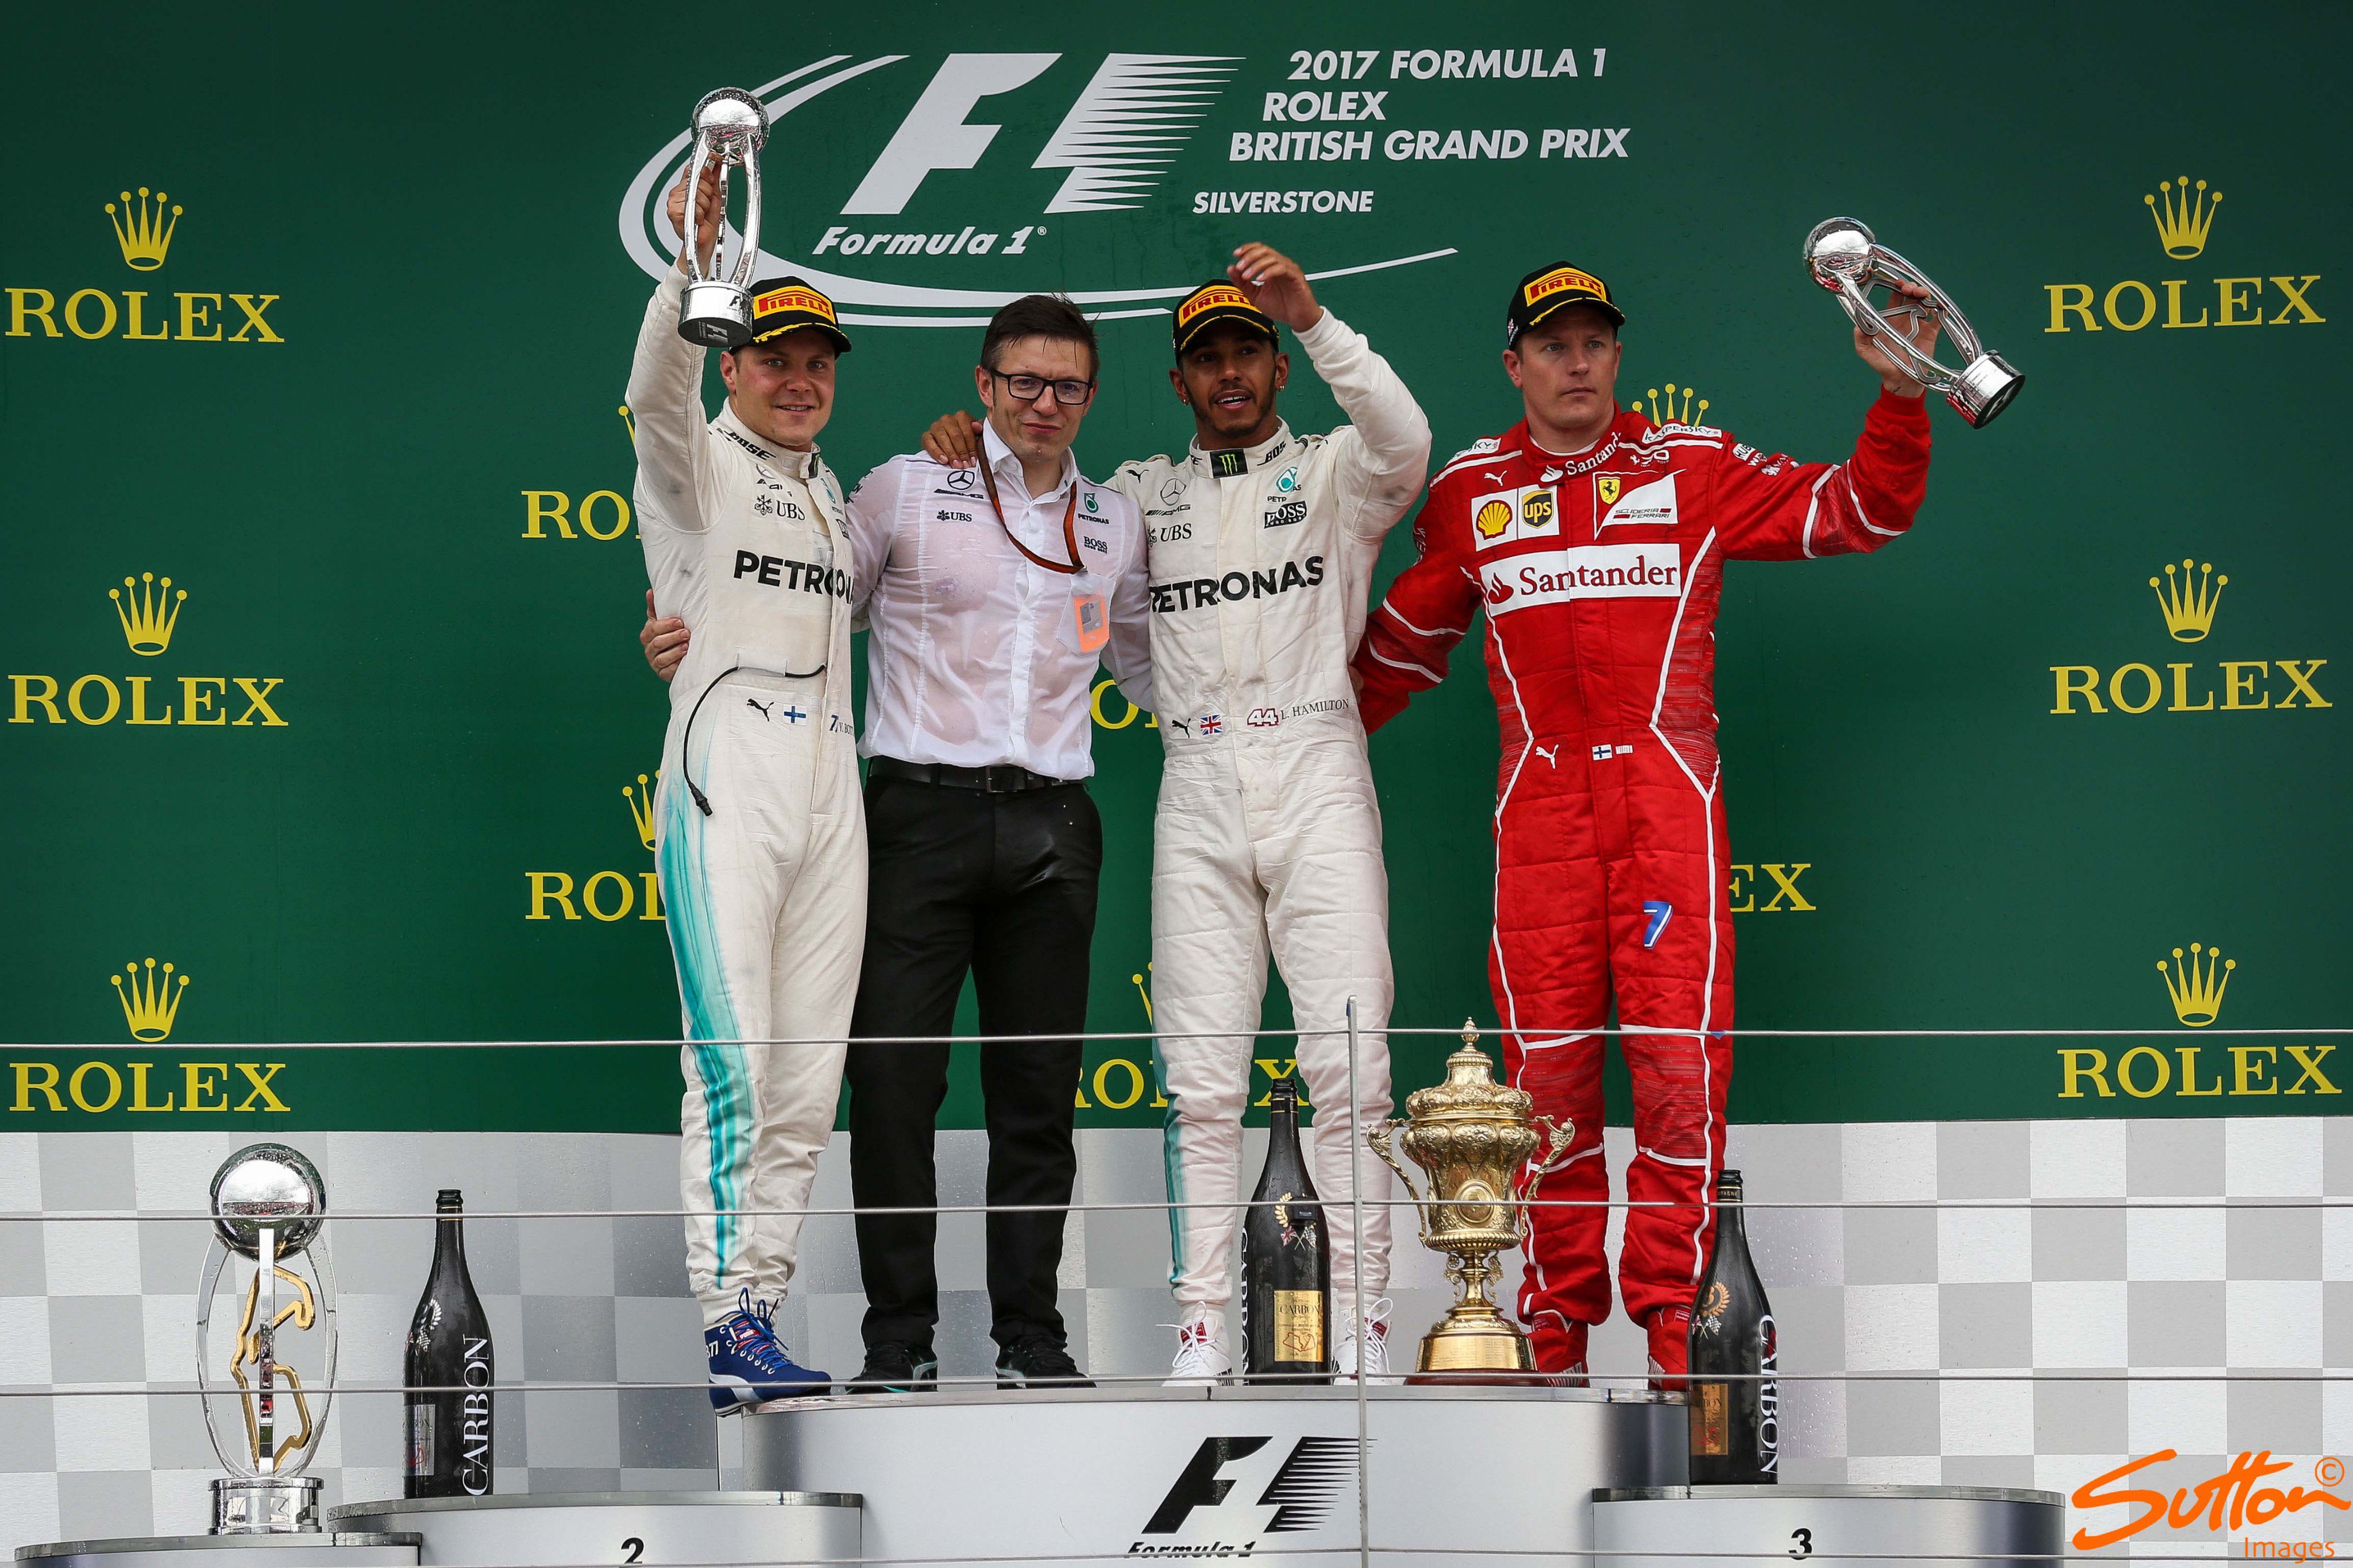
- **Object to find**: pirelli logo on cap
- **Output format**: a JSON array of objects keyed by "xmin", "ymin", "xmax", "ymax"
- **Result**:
[
  {"xmin": 754, "ymin": 286, "xmax": 836, "ymax": 321},
  {"xmin": 1524, "ymin": 267, "xmax": 1608, "ymax": 307},
  {"xmin": 1176, "ymin": 285, "xmax": 1253, "ymax": 329}
]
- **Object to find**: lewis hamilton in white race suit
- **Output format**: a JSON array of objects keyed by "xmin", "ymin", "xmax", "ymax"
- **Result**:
[
  {"xmin": 1116, "ymin": 254, "xmax": 1431, "ymax": 1382},
  {"xmin": 918, "ymin": 249, "xmax": 1432, "ymax": 1379},
  {"xmin": 631, "ymin": 166, "xmax": 861, "ymax": 1405}
]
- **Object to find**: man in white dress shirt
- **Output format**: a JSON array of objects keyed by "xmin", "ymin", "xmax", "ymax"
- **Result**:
[{"xmin": 839, "ymin": 296, "xmax": 1153, "ymax": 1392}]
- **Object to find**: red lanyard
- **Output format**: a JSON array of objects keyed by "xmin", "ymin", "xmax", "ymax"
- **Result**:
[{"xmin": 976, "ymin": 454, "xmax": 1083, "ymax": 574}]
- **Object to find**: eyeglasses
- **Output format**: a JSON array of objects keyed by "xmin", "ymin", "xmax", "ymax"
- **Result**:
[{"xmin": 991, "ymin": 370, "xmax": 1096, "ymax": 405}]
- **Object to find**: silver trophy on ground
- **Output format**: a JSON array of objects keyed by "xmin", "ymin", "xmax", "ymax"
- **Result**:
[
  {"xmin": 675, "ymin": 87, "xmax": 770, "ymax": 348},
  {"xmin": 195, "ymin": 1144, "xmax": 337, "ymax": 1534},
  {"xmin": 1803, "ymin": 217, "xmax": 2023, "ymax": 428}
]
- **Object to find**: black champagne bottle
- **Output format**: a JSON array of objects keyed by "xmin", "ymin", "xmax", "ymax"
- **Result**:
[
  {"xmin": 404, "ymin": 1189, "xmax": 495, "ymax": 1497},
  {"xmin": 1687, "ymin": 1169, "xmax": 1777, "ymax": 1484},
  {"xmin": 1240, "ymin": 1075, "xmax": 1332, "ymax": 1381}
]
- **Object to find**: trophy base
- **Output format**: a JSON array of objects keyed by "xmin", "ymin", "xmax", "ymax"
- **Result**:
[
  {"xmin": 212, "ymin": 1476, "xmax": 322, "ymax": 1535},
  {"xmin": 678, "ymin": 281, "xmax": 752, "ymax": 349},
  {"xmin": 1410, "ymin": 1302, "xmax": 1539, "ymax": 1382},
  {"xmin": 1949, "ymin": 352, "xmax": 2023, "ymax": 428}
]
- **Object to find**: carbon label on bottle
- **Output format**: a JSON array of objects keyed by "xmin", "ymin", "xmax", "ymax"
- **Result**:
[
  {"xmin": 1691, "ymin": 1382, "xmax": 1730, "ymax": 1455},
  {"xmin": 406, "ymin": 1405, "xmax": 435, "ymax": 1476},
  {"xmin": 1274, "ymin": 1290, "xmax": 1325, "ymax": 1362}
]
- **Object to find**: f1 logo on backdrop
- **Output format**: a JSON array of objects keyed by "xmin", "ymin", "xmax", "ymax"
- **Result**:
[
  {"xmin": 1136, "ymin": 1436, "xmax": 1359, "ymax": 1550},
  {"xmin": 616, "ymin": 52, "xmax": 1465, "ymax": 326}
]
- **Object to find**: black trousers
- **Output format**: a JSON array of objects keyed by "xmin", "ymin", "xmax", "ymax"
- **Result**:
[{"xmin": 845, "ymin": 771, "xmax": 1100, "ymax": 1355}]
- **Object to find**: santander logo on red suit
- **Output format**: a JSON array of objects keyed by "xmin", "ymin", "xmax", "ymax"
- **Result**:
[{"xmin": 1480, "ymin": 543, "xmax": 1684, "ymax": 611}]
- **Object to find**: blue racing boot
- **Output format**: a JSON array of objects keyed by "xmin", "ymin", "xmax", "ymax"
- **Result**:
[{"xmin": 705, "ymin": 1288, "xmax": 829, "ymax": 1410}]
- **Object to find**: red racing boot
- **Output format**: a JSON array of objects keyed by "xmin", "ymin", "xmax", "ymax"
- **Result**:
[
  {"xmin": 1532, "ymin": 1319, "xmax": 1591, "ymax": 1388},
  {"xmin": 1646, "ymin": 1304, "xmax": 1691, "ymax": 1393}
]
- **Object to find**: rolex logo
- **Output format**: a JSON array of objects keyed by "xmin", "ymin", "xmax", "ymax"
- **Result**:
[
  {"xmin": 2046, "ymin": 176, "xmax": 2318, "ymax": 335},
  {"xmin": 113, "ymin": 957, "xmax": 189, "ymax": 1042},
  {"xmin": 525, "ymin": 768, "xmax": 667, "ymax": 922},
  {"xmin": 2145, "ymin": 176, "xmax": 2221, "ymax": 260},
  {"xmin": 624, "ymin": 771, "xmax": 659, "ymax": 852},
  {"xmin": 619, "ymin": 404, "xmax": 637, "ymax": 446},
  {"xmin": 9, "ymin": 575, "xmax": 287, "ymax": 729},
  {"xmin": 111, "ymin": 573, "xmax": 186, "ymax": 655},
  {"xmin": 1633, "ymin": 383, "xmax": 1708, "ymax": 427},
  {"xmin": 2150, "ymin": 559, "xmax": 2225, "ymax": 643},
  {"xmin": 2158, "ymin": 942, "xmax": 2234, "ymax": 1028},
  {"xmin": 106, "ymin": 187, "xmax": 182, "ymax": 271},
  {"xmin": 2049, "ymin": 562, "xmax": 2324, "ymax": 717},
  {"xmin": 1132, "ymin": 963, "xmax": 1154, "ymax": 1023}
]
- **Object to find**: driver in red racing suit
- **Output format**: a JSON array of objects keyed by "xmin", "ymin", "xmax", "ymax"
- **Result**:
[{"xmin": 1349, "ymin": 262, "xmax": 1938, "ymax": 1381}]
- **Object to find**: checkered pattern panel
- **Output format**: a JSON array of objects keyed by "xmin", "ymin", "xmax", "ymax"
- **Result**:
[{"xmin": 0, "ymin": 1118, "xmax": 2343, "ymax": 1555}]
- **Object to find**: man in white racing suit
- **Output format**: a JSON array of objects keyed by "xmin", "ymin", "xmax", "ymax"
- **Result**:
[
  {"xmin": 916, "ymin": 246, "xmax": 1431, "ymax": 1381},
  {"xmin": 632, "ymin": 164, "xmax": 861, "ymax": 1406}
]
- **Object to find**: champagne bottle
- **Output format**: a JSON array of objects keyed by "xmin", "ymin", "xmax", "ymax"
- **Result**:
[
  {"xmin": 1687, "ymin": 1169, "xmax": 1778, "ymax": 1484},
  {"xmin": 1240, "ymin": 1075, "xmax": 1332, "ymax": 1382},
  {"xmin": 404, "ymin": 1189, "xmax": 495, "ymax": 1498}
]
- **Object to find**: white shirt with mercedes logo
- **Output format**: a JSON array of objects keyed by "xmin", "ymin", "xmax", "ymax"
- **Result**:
[{"xmin": 846, "ymin": 422, "xmax": 1155, "ymax": 781}]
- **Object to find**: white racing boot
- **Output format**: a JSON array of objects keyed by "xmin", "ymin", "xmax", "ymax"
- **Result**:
[
  {"xmin": 1334, "ymin": 1296, "xmax": 1397, "ymax": 1384},
  {"xmin": 1164, "ymin": 1307, "xmax": 1233, "ymax": 1387}
]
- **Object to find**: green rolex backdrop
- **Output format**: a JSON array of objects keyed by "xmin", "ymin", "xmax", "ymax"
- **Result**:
[{"xmin": 1, "ymin": 0, "xmax": 2344, "ymax": 1130}]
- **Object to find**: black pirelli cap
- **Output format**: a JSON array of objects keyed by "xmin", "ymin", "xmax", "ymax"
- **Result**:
[{"xmin": 1505, "ymin": 262, "xmax": 1624, "ymax": 347}]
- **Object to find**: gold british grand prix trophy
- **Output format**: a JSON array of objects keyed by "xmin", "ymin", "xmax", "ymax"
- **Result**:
[{"xmin": 1369, "ymin": 1022, "xmax": 1572, "ymax": 1378}]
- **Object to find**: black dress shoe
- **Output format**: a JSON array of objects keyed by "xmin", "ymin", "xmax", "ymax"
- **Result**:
[
  {"xmin": 849, "ymin": 1341, "xmax": 939, "ymax": 1393},
  {"xmin": 994, "ymin": 1335, "xmax": 1093, "ymax": 1389}
]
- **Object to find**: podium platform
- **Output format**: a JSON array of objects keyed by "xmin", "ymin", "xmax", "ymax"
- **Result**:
[
  {"xmin": 16, "ymin": 1536, "xmax": 418, "ymax": 1568},
  {"xmin": 327, "ymin": 1493, "xmax": 859, "ymax": 1566},
  {"xmin": 746, "ymin": 1382, "xmax": 1685, "ymax": 1568},
  {"xmin": 1594, "ymin": 1485, "xmax": 2065, "ymax": 1568}
]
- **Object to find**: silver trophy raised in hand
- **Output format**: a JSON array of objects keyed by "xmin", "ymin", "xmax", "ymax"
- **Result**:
[
  {"xmin": 675, "ymin": 87, "xmax": 770, "ymax": 348},
  {"xmin": 1804, "ymin": 217, "xmax": 2023, "ymax": 428}
]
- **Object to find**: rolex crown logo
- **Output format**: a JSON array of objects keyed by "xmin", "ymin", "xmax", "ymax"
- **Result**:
[
  {"xmin": 2149, "ymin": 558, "xmax": 2225, "ymax": 643},
  {"xmin": 1635, "ymin": 383, "xmax": 1707, "ymax": 427},
  {"xmin": 111, "ymin": 572, "xmax": 186, "ymax": 655},
  {"xmin": 618, "ymin": 404, "xmax": 637, "ymax": 447},
  {"xmin": 106, "ymin": 187, "xmax": 182, "ymax": 271},
  {"xmin": 2158, "ymin": 942, "xmax": 2234, "ymax": 1028},
  {"xmin": 1132, "ymin": 962, "xmax": 1154, "ymax": 1024},
  {"xmin": 623, "ymin": 771, "xmax": 659, "ymax": 851},
  {"xmin": 2144, "ymin": 176, "xmax": 2221, "ymax": 260},
  {"xmin": 113, "ymin": 957, "xmax": 190, "ymax": 1042}
]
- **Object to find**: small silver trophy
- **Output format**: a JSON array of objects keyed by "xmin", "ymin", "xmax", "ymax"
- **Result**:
[
  {"xmin": 1803, "ymin": 217, "xmax": 2023, "ymax": 428},
  {"xmin": 195, "ymin": 1144, "xmax": 336, "ymax": 1534},
  {"xmin": 676, "ymin": 87, "xmax": 770, "ymax": 348}
]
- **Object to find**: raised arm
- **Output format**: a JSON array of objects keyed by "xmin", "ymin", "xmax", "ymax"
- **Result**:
[
  {"xmin": 1710, "ymin": 391, "xmax": 1932, "ymax": 562},
  {"xmin": 1226, "ymin": 242, "xmax": 1431, "ymax": 542},
  {"xmin": 1295, "ymin": 309, "xmax": 1432, "ymax": 540},
  {"xmin": 628, "ymin": 165, "xmax": 726, "ymax": 547}
]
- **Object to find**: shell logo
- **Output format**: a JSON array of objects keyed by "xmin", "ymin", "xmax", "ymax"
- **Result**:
[{"xmin": 1475, "ymin": 498, "xmax": 1515, "ymax": 539}]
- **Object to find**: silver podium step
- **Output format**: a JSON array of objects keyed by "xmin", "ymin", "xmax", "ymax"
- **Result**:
[
  {"xmin": 746, "ymin": 1382, "xmax": 1686, "ymax": 1568},
  {"xmin": 327, "ymin": 1493, "xmax": 860, "ymax": 1567},
  {"xmin": 16, "ymin": 1536, "xmax": 418, "ymax": 1568},
  {"xmin": 1594, "ymin": 1485, "xmax": 2065, "ymax": 1568}
]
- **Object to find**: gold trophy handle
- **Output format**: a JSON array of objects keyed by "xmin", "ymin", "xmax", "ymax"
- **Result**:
[
  {"xmin": 1366, "ymin": 1123, "xmax": 1432, "ymax": 1245},
  {"xmin": 1514, "ymin": 1117, "xmax": 1576, "ymax": 1241}
]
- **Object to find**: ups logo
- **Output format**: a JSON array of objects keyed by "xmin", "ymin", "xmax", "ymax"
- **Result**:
[{"xmin": 1521, "ymin": 491, "xmax": 1557, "ymax": 530}]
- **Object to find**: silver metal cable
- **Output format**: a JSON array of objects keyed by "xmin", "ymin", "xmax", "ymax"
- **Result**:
[
  {"xmin": 21, "ymin": 1193, "xmax": 2348, "ymax": 1223},
  {"xmin": 9, "ymin": 1024, "xmax": 2346, "ymax": 1048}
]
